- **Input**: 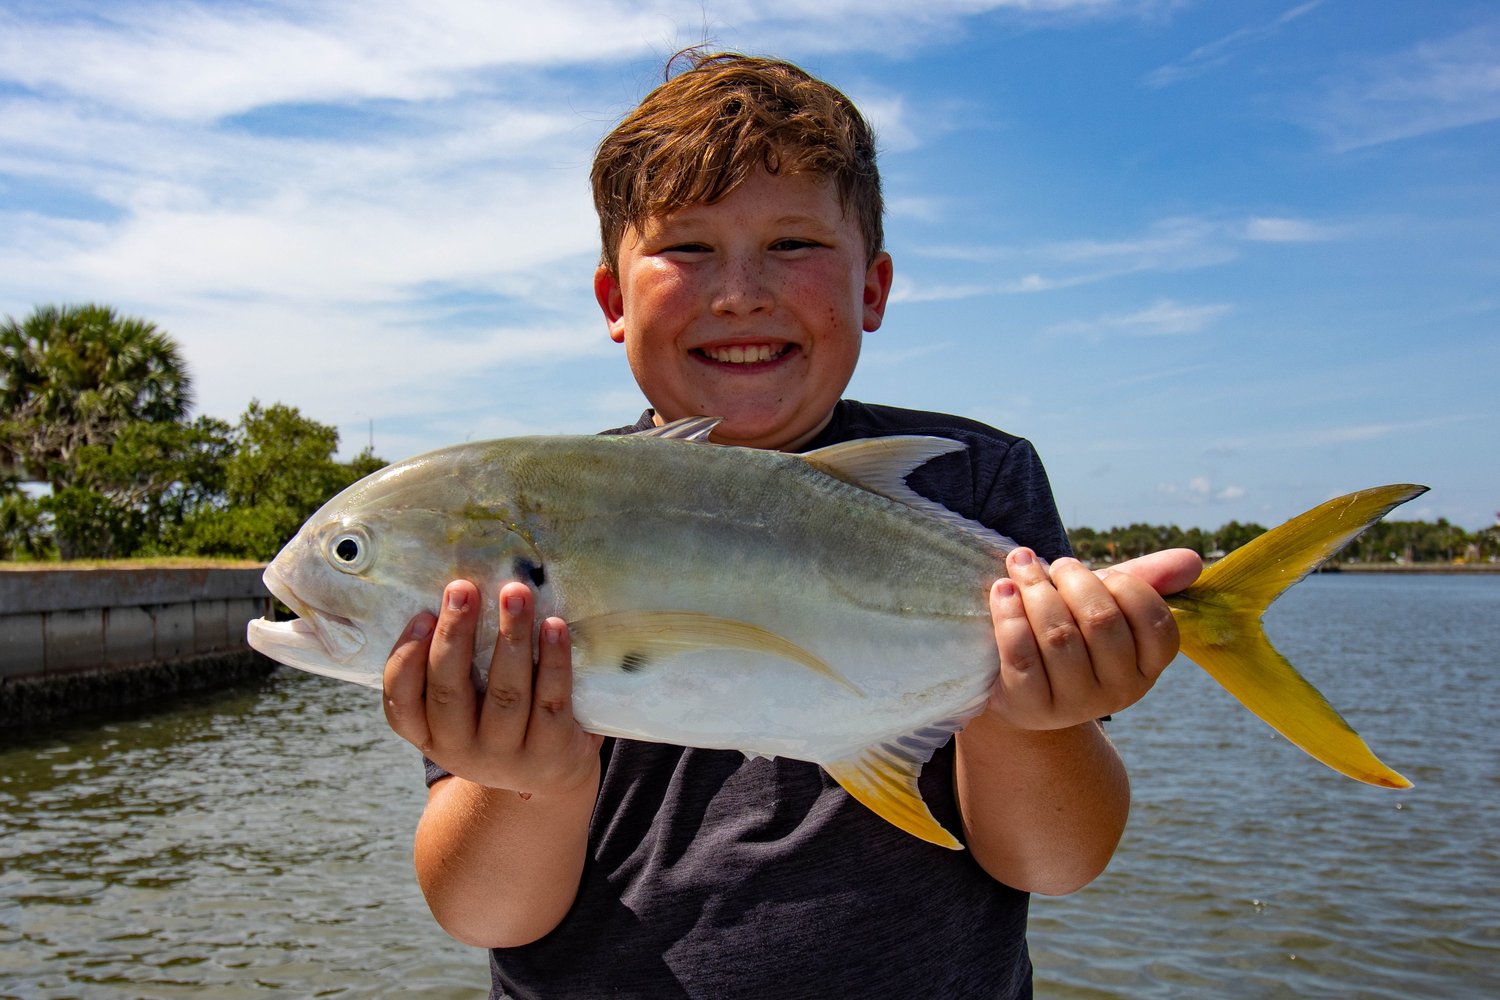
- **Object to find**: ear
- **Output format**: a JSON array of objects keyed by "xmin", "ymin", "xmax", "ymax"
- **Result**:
[
  {"xmin": 862, "ymin": 252, "xmax": 894, "ymax": 333},
  {"xmin": 594, "ymin": 265, "xmax": 627, "ymax": 343}
]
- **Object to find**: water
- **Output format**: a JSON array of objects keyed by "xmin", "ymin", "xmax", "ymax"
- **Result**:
[
  {"xmin": 0, "ymin": 677, "xmax": 489, "ymax": 998},
  {"xmin": 1030, "ymin": 573, "xmax": 1500, "ymax": 998},
  {"xmin": 3, "ymin": 574, "xmax": 1497, "ymax": 998}
]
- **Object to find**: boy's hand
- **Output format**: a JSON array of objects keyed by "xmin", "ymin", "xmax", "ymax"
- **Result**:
[
  {"xmin": 986, "ymin": 548, "xmax": 1202, "ymax": 730},
  {"xmin": 382, "ymin": 580, "xmax": 603, "ymax": 796}
]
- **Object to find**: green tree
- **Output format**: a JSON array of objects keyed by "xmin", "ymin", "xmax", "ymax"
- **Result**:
[
  {"xmin": 45, "ymin": 416, "xmax": 234, "ymax": 558},
  {"xmin": 175, "ymin": 401, "xmax": 383, "ymax": 560},
  {"xmin": 0, "ymin": 473, "xmax": 51, "ymax": 560},
  {"xmin": 1, "ymin": 304, "xmax": 192, "ymax": 556}
]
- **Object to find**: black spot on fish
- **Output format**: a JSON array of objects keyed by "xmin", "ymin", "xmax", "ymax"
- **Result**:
[
  {"xmin": 620, "ymin": 651, "xmax": 648, "ymax": 673},
  {"xmin": 513, "ymin": 557, "xmax": 546, "ymax": 588}
]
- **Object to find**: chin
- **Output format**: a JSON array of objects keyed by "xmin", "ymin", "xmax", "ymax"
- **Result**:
[{"xmin": 717, "ymin": 413, "xmax": 827, "ymax": 451}]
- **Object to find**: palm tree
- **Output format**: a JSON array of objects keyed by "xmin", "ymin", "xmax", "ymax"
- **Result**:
[{"xmin": 1, "ymin": 304, "xmax": 193, "ymax": 493}]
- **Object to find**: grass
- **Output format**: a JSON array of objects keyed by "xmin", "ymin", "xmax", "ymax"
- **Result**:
[{"xmin": 0, "ymin": 557, "xmax": 265, "ymax": 571}]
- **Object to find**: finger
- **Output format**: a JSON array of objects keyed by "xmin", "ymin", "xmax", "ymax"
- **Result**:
[
  {"xmin": 383, "ymin": 612, "xmax": 436, "ymax": 749},
  {"xmin": 424, "ymin": 580, "xmax": 482, "ymax": 748},
  {"xmin": 1100, "ymin": 570, "xmax": 1180, "ymax": 682},
  {"xmin": 1048, "ymin": 558, "xmax": 1136, "ymax": 700},
  {"xmin": 1007, "ymin": 549, "xmax": 1091, "ymax": 684},
  {"xmin": 527, "ymin": 617, "xmax": 578, "ymax": 746},
  {"xmin": 989, "ymin": 577, "xmax": 1052, "ymax": 713},
  {"xmin": 1103, "ymin": 548, "xmax": 1202, "ymax": 595},
  {"xmin": 476, "ymin": 581, "xmax": 539, "ymax": 750}
]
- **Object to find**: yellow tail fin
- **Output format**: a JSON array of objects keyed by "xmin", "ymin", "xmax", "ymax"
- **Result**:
[{"xmin": 1165, "ymin": 484, "xmax": 1426, "ymax": 789}]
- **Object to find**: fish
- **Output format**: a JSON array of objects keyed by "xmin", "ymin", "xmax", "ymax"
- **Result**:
[{"xmin": 247, "ymin": 416, "xmax": 1422, "ymax": 849}]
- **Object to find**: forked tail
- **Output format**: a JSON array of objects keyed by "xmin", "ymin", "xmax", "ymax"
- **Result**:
[{"xmin": 1165, "ymin": 484, "xmax": 1427, "ymax": 789}]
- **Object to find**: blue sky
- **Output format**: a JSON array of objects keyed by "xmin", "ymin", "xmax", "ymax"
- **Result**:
[{"xmin": 1, "ymin": 0, "xmax": 1495, "ymax": 530}]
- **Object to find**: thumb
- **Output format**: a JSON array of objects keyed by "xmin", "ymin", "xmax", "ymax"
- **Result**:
[{"xmin": 1097, "ymin": 548, "xmax": 1202, "ymax": 595}]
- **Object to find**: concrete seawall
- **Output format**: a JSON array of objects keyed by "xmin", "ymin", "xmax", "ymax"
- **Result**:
[{"xmin": 0, "ymin": 567, "xmax": 276, "ymax": 729}]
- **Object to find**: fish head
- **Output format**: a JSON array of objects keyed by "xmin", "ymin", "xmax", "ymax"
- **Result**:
[{"xmin": 247, "ymin": 449, "xmax": 547, "ymax": 689}]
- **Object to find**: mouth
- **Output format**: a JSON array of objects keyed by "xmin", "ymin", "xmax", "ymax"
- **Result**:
[
  {"xmin": 692, "ymin": 342, "xmax": 797, "ymax": 369},
  {"xmin": 247, "ymin": 564, "xmax": 376, "ymax": 688}
]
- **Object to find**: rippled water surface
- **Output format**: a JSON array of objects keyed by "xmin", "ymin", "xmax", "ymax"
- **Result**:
[
  {"xmin": 1031, "ymin": 573, "xmax": 1500, "ymax": 998},
  {"xmin": 3, "ymin": 573, "xmax": 1497, "ymax": 998}
]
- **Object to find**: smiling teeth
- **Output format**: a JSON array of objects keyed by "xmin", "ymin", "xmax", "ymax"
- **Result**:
[{"xmin": 703, "ymin": 344, "xmax": 781, "ymax": 363}]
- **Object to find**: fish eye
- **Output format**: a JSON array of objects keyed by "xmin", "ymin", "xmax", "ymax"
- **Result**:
[{"xmin": 327, "ymin": 528, "xmax": 373, "ymax": 574}]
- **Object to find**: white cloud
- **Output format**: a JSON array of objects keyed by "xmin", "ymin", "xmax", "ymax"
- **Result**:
[
  {"xmin": 1143, "ymin": 0, "xmax": 1326, "ymax": 89},
  {"xmin": 1309, "ymin": 21, "xmax": 1500, "ymax": 150},
  {"xmin": 1049, "ymin": 298, "xmax": 1233, "ymax": 337},
  {"xmin": 0, "ymin": 0, "xmax": 1167, "ymax": 459},
  {"xmin": 1240, "ymin": 216, "xmax": 1342, "ymax": 242},
  {"xmin": 1042, "ymin": 216, "xmax": 1238, "ymax": 269},
  {"xmin": 897, "ymin": 210, "xmax": 1363, "ymax": 310},
  {"xmin": 0, "ymin": 0, "xmax": 1165, "ymax": 122},
  {"xmin": 1156, "ymin": 477, "xmax": 1248, "ymax": 504},
  {"xmin": 1209, "ymin": 414, "xmax": 1474, "ymax": 455},
  {"xmin": 0, "ymin": 2, "xmax": 676, "ymax": 121}
]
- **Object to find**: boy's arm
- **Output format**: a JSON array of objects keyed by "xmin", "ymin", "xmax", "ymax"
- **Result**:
[
  {"xmin": 383, "ymin": 581, "xmax": 602, "ymax": 948},
  {"xmin": 955, "ymin": 548, "xmax": 1201, "ymax": 895}
]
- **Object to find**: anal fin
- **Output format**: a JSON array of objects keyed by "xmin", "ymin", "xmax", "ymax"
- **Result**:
[{"xmin": 823, "ymin": 723, "xmax": 969, "ymax": 850}]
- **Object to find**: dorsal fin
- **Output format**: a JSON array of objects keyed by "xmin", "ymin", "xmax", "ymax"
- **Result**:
[
  {"xmin": 802, "ymin": 436, "xmax": 1018, "ymax": 551},
  {"xmin": 631, "ymin": 416, "xmax": 722, "ymax": 442}
]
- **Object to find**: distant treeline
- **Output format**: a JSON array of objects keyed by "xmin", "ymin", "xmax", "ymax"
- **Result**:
[{"xmin": 1069, "ymin": 517, "xmax": 1498, "ymax": 566}]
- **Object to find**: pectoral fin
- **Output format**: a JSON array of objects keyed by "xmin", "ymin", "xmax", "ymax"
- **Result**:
[{"xmin": 567, "ymin": 610, "xmax": 863, "ymax": 696}]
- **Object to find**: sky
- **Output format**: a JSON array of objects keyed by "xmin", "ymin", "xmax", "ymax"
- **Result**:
[{"xmin": 1, "ymin": 0, "xmax": 1496, "ymax": 531}]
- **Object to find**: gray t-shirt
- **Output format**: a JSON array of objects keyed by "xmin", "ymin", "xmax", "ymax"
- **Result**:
[{"xmin": 428, "ymin": 400, "xmax": 1073, "ymax": 999}]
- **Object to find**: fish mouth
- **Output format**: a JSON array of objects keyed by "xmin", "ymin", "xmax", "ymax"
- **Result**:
[{"xmin": 247, "ymin": 564, "xmax": 378, "ymax": 689}]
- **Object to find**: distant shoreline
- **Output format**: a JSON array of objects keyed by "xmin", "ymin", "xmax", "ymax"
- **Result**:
[{"xmin": 1316, "ymin": 562, "xmax": 1500, "ymax": 574}]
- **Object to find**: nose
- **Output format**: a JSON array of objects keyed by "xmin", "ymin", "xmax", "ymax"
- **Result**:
[{"xmin": 711, "ymin": 255, "xmax": 773, "ymax": 316}]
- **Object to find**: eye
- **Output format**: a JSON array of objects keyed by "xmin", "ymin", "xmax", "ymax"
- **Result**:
[{"xmin": 327, "ymin": 528, "xmax": 373, "ymax": 574}]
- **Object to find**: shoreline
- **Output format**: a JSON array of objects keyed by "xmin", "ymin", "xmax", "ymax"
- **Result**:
[{"xmin": 1315, "ymin": 563, "xmax": 1500, "ymax": 574}]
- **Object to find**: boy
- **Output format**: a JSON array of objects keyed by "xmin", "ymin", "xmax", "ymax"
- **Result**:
[{"xmin": 382, "ymin": 51, "xmax": 1200, "ymax": 998}]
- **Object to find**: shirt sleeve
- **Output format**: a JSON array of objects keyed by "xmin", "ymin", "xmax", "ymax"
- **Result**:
[{"xmin": 975, "ymin": 436, "xmax": 1072, "ymax": 562}]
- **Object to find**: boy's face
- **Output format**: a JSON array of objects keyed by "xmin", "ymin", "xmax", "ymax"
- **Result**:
[{"xmin": 594, "ymin": 168, "xmax": 893, "ymax": 451}]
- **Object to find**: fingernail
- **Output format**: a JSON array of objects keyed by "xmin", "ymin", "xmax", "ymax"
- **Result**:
[
  {"xmin": 503, "ymin": 592, "xmax": 525, "ymax": 616},
  {"xmin": 1012, "ymin": 548, "xmax": 1034, "ymax": 567},
  {"xmin": 446, "ymin": 586, "xmax": 468, "ymax": 612},
  {"xmin": 411, "ymin": 615, "xmax": 432, "ymax": 640},
  {"xmin": 994, "ymin": 579, "xmax": 1017, "ymax": 600},
  {"xmin": 542, "ymin": 621, "xmax": 562, "ymax": 644}
]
